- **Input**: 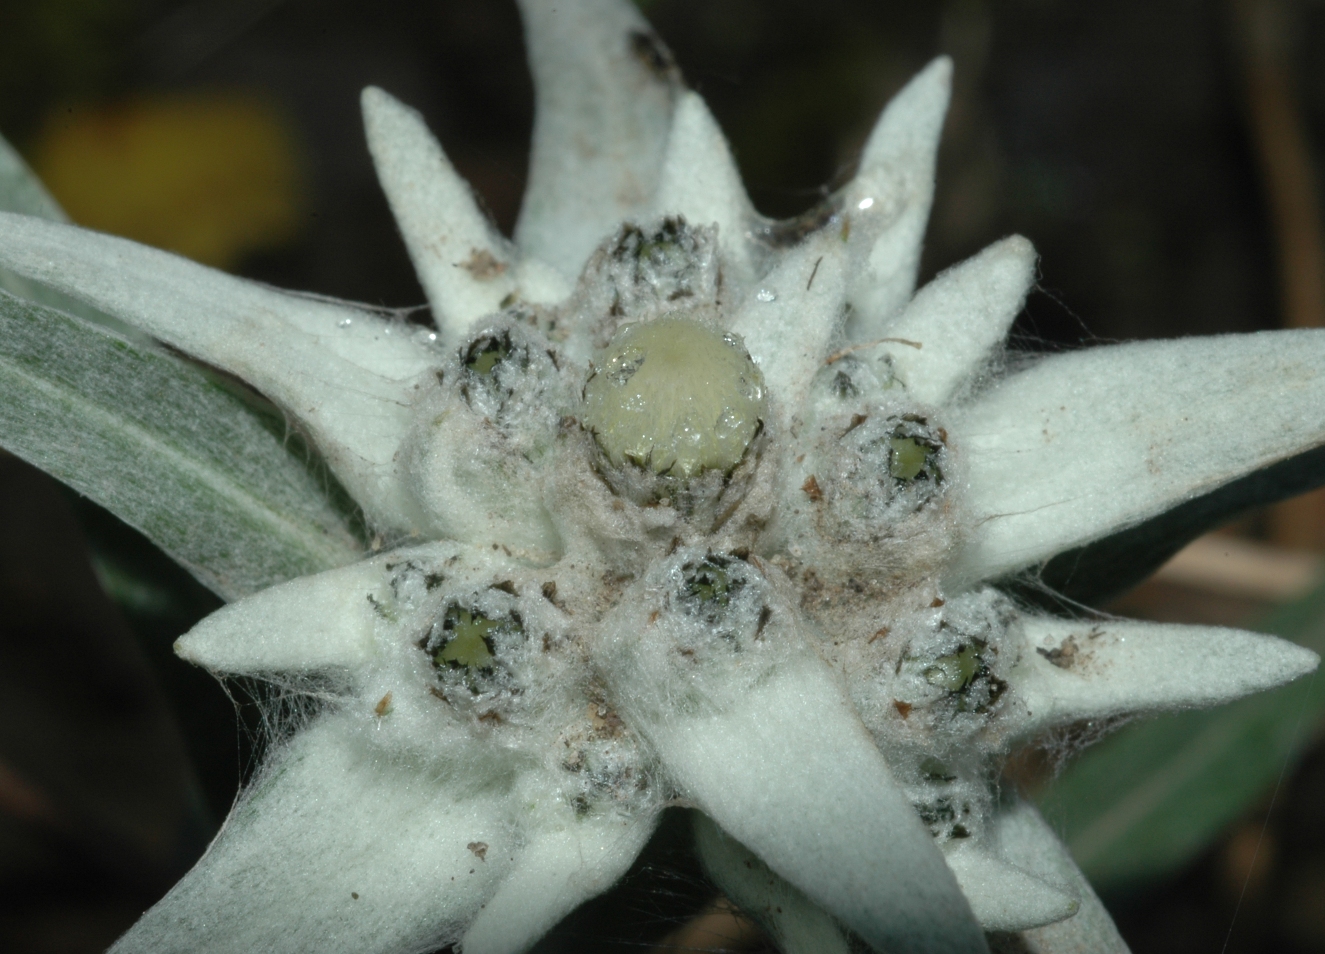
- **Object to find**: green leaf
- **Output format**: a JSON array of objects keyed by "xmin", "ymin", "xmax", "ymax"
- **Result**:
[
  {"xmin": 1037, "ymin": 579, "xmax": 1325, "ymax": 894},
  {"xmin": 0, "ymin": 288, "xmax": 366, "ymax": 600}
]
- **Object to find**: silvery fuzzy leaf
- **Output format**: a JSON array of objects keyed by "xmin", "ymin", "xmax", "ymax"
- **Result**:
[
  {"xmin": 460, "ymin": 812, "xmax": 657, "ymax": 954},
  {"xmin": 1009, "ymin": 617, "xmax": 1318, "ymax": 740},
  {"xmin": 0, "ymin": 131, "xmax": 151, "ymax": 340},
  {"xmin": 0, "ymin": 289, "xmax": 363, "ymax": 600},
  {"xmin": 0, "ymin": 211, "xmax": 438, "ymax": 531},
  {"xmin": 991, "ymin": 798, "xmax": 1131, "ymax": 954},
  {"xmin": 694, "ymin": 813, "xmax": 853, "ymax": 954},
  {"xmin": 942, "ymin": 841, "xmax": 1078, "ymax": 933},
  {"xmin": 647, "ymin": 661, "xmax": 987, "ymax": 954},
  {"xmin": 729, "ymin": 228, "xmax": 847, "ymax": 410},
  {"xmin": 174, "ymin": 554, "xmax": 400, "ymax": 673},
  {"xmin": 0, "ymin": 133, "xmax": 63, "ymax": 222},
  {"xmin": 845, "ymin": 56, "xmax": 951, "ymax": 342},
  {"xmin": 363, "ymin": 86, "xmax": 517, "ymax": 337},
  {"xmin": 1040, "ymin": 579, "xmax": 1325, "ymax": 893},
  {"xmin": 874, "ymin": 235, "xmax": 1036, "ymax": 407},
  {"xmin": 654, "ymin": 91, "xmax": 761, "ymax": 289},
  {"xmin": 599, "ymin": 567, "xmax": 988, "ymax": 954},
  {"xmin": 514, "ymin": 0, "xmax": 681, "ymax": 278},
  {"xmin": 1028, "ymin": 444, "xmax": 1325, "ymax": 606},
  {"xmin": 109, "ymin": 714, "xmax": 517, "ymax": 954},
  {"xmin": 361, "ymin": 88, "xmax": 572, "ymax": 344},
  {"xmin": 949, "ymin": 330, "xmax": 1325, "ymax": 588}
]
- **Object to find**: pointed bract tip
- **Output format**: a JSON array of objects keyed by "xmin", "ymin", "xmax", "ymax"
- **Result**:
[
  {"xmin": 654, "ymin": 89, "xmax": 754, "ymax": 248},
  {"xmin": 359, "ymin": 85, "xmax": 401, "ymax": 128},
  {"xmin": 994, "ymin": 232, "xmax": 1035, "ymax": 260},
  {"xmin": 1284, "ymin": 643, "xmax": 1321, "ymax": 681},
  {"xmin": 360, "ymin": 85, "xmax": 415, "ymax": 135},
  {"xmin": 860, "ymin": 55, "xmax": 953, "ymax": 172},
  {"xmin": 172, "ymin": 632, "xmax": 203, "ymax": 666}
]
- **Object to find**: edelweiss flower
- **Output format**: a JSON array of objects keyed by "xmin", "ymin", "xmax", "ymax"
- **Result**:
[{"xmin": 0, "ymin": 1, "xmax": 1321, "ymax": 953}]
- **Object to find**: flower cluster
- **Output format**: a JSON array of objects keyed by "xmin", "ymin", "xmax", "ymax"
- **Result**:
[{"xmin": 0, "ymin": 1, "xmax": 1321, "ymax": 953}]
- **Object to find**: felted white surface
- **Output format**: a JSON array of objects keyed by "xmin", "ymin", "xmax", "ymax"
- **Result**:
[
  {"xmin": 625, "ymin": 660, "xmax": 987, "ymax": 954},
  {"xmin": 514, "ymin": 0, "xmax": 679, "ymax": 277},
  {"xmin": 363, "ymin": 87, "xmax": 515, "ymax": 338},
  {"xmin": 694, "ymin": 813, "xmax": 853, "ymax": 954},
  {"xmin": 0, "ymin": 135, "xmax": 65, "ymax": 221},
  {"xmin": 846, "ymin": 57, "xmax": 951, "ymax": 341},
  {"xmin": 18, "ymin": 1, "xmax": 1318, "ymax": 947},
  {"xmin": 460, "ymin": 812, "xmax": 656, "ymax": 954},
  {"xmin": 943, "ymin": 842, "xmax": 1078, "ymax": 932},
  {"xmin": 729, "ymin": 229, "xmax": 846, "ymax": 410},
  {"xmin": 109, "ymin": 715, "xmax": 516, "ymax": 954},
  {"xmin": 0, "ymin": 211, "xmax": 433, "ymax": 530},
  {"xmin": 880, "ymin": 235, "xmax": 1035, "ymax": 405},
  {"xmin": 1011, "ymin": 618, "xmax": 1319, "ymax": 737},
  {"xmin": 950, "ymin": 329, "xmax": 1325, "ymax": 585},
  {"xmin": 404, "ymin": 397, "xmax": 564, "ymax": 560},
  {"xmin": 175, "ymin": 558, "xmax": 388, "ymax": 674},
  {"xmin": 991, "ymin": 799, "xmax": 1131, "ymax": 954},
  {"xmin": 653, "ymin": 92, "xmax": 758, "ymax": 284}
]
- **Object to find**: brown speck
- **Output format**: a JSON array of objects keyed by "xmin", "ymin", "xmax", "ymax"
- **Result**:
[
  {"xmin": 589, "ymin": 704, "xmax": 625, "ymax": 736},
  {"xmin": 477, "ymin": 710, "xmax": 504, "ymax": 725},
  {"xmin": 843, "ymin": 413, "xmax": 868, "ymax": 435},
  {"xmin": 795, "ymin": 454, "xmax": 805, "ymax": 464},
  {"xmin": 930, "ymin": 597, "xmax": 945, "ymax": 608},
  {"xmin": 806, "ymin": 256, "xmax": 823, "ymax": 290},
  {"xmin": 893, "ymin": 700, "xmax": 913, "ymax": 719},
  {"xmin": 648, "ymin": 609, "xmax": 661, "ymax": 624},
  {"xmin": 801, "ymin": 475, "xmax": 823, "ymax": 502},
  {"xmin": 629, "ymin": 29, "xmax": 678, "ymax": 80},
  {"xmin": 459, "ymin": 248, "xmax": 507, "ymax": 280},
  {"xmin": 351, "ymin": 892, "xmax": 360, "ymax": 900},
  {"xmin": 468, "ymin": 841, "xmax": 489, "ymax": 861},
  {"xmin": 491, "ymin": 580, "xmax": 518, "ymax": 596},
  {"xmin": 1037, "ymin": 636, "xmax": 1079, "ymax": 669},
  {"xmin": 429, "ymin": 686, "xmax": 449, "ymax": 702},
  {"xmin": 755, "ymin": 605, "xmax": 773, "ymax": 638},
  {"xmin": 868, "ymin": 627, "xmax": 889, "ymax": 644},
  {"xmin": 374, "ymin": 692, "xmax": 393, "ymax": 717}
]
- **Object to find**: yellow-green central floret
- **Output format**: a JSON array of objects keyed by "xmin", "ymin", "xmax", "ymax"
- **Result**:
[
  {"xmin": 437, "ymin": 607, "xmax": 498, "ymax": 670},
  {"xmin": 889, "ymin": 437, "xmax": 931, "ymax": 481},
  {"xmin": 582, "ymin": 317, "xmax": 766, "ymax": 480}
]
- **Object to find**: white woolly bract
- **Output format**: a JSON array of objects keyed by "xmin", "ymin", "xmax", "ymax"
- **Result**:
[
  {"xmin": 109, "ymin": 715, "xmax": 518, "ymax": 954},
  {"xmin": 0, "ymin": 1, "xmax": 1320, "ymax": 953}
]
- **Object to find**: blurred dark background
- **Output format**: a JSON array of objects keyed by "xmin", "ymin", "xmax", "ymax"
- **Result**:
[{"xmin": 2, "ymin": 0, "xmax": 1325, "ymax": 951}]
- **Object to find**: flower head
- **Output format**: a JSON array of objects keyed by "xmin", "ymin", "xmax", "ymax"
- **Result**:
[{"xmin": 0, "ymin": 2, "xmax": 1321, "ymax": 953}]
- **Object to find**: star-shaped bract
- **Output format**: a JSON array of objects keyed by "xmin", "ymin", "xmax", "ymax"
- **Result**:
[{"xmin": 0, "ymin": 2, "xmax": 1320, "ymax": 953}]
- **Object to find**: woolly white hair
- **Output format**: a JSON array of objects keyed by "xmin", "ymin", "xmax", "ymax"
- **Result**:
[{"xmin": 0, "ymin": 2, "xmax": 1320, "ymax": 953}]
